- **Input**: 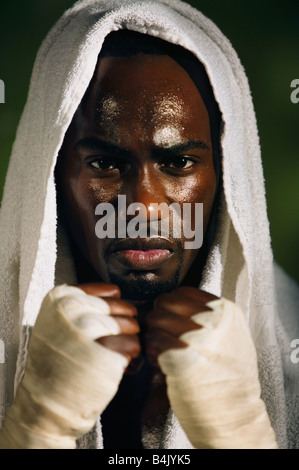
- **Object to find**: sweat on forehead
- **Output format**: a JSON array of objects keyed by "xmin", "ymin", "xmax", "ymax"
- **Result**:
[
  {"xmin": 97, "ymin": 30, "xmax": 221, "ymax": 121},
  {"xmin": 95, "ymin": 88, "xmax": 188, "ymax": 120},
  {"xmin": 82, "ymin": 55, "xmax": 204, "ymax": 151}
]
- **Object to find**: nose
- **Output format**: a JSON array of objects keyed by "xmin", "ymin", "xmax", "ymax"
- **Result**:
[{"xmin": 123, "ymin": 167, "xmax": 169, "ymax": 222}]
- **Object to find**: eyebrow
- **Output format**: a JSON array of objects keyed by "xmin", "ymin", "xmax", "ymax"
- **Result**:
[
  {"xmin": 75, "ymin": 137, "xmax": 131, "ymax": 157},
  {"xmin": 75, "ymin": 137, "xmax": 209, "ymax": 157},
  {"xmin": 152, "ymin": 139, "xmax": 209, "ymax": 157}
]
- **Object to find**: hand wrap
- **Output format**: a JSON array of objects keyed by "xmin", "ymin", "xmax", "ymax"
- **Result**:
[
  {"xmin": 158, "ymin": 298, "xmax": 278, "ymax": 449},
  {"xmin": 0, "ymin": 285, "xmax": 128, "ymax": 449}
]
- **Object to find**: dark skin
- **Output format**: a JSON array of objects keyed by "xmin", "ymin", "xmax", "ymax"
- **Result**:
[{"xmin": 56, "ymin": 54, "xmax": 219, "ymax": 445}]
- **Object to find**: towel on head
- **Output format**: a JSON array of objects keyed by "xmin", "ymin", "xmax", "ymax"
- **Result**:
[{"xmin": 0, "ymin": 0, "xmax": 298, "ymax": 449}]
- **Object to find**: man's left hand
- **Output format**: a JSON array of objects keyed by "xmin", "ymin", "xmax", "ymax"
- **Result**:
[{"xmin": 145, "ymin": 286, "xmax": 218, "ymax": 367}]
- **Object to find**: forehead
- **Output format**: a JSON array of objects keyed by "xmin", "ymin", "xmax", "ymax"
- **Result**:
[
  {"xmin": 72, "ymin": 54, "xmax": 212, "ymax": 151},
  {"xmin": 84, "ymin": 54, "xmax": 208, "ymax": 121}
]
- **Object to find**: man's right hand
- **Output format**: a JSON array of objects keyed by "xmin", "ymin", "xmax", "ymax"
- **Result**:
[
  {"xmin": 78, "ymin": 282, "xmax": 141, "ymax": 363},
  {"xmin": 0, "ymin": 283, "xmax": 141, "ymax": 449}
]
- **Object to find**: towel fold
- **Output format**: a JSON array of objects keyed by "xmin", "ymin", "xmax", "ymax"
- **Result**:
[{"xmin": 0, "ymin": 0, "xmax": 298, "ymax": 448}]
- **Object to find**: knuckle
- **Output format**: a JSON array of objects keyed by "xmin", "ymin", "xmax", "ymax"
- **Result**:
[
  {"xmin": 78, "ymin": 282, "xmax": 121, "ymax": 298},
  {"xmin": 127, "ymin": 336, "xmax": 141, "ymax": 357},
  {"xmin": 107, "ymin": 299, "xmax": 138, "ymax": 316},
  {"xmin": 118, "ymin": 317, "xmax": 140, "ymax": 334}
]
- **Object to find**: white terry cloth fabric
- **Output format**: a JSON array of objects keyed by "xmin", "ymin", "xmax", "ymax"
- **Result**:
[{"xmin": 0, "ymin": 0, "xmax": 298, "ymax": 449}]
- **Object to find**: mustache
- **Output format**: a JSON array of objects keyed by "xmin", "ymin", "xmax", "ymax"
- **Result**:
[{"xmin": 107, "ymin": 234, "xmax": 183, "ymax": 253}]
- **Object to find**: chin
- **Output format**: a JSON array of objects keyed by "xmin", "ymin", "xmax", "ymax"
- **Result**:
[{"xmin": 107, "ymin": 270, "xmax": 181, "ymax": 301}]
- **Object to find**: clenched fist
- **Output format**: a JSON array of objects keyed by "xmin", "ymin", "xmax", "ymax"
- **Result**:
[
  {"xmin": 145, "ymin": 286, "xmax": 217, "ymax": 366},
  {"xmin": 80, "ymin": 282, "xmax": 141, "ymax": 364},
  {"xmin": 145, "ymin": 287, "xmax": 278, "ymax": 449},
  {"xmin": 0, "ymin": 283, "xmax": 140, "ymax": 449}
]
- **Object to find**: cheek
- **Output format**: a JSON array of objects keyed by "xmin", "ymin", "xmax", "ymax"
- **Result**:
[
  {"xmin": 66, "ymin": 175, "xmax": 119, "ymax": 215},
  {"xmin": 62, "ymin": 175, "xmax": 118, "ymax": 250},
  {"xmin": 168, "ymin": 170, "xmax": 217, "ymax": 231}
]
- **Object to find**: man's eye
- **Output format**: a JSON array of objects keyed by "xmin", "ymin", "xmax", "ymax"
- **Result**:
[
  {"xmin": 163, "ymin": 157, "xmax": 195, "ymax": 170},
  {"xmin": 90, "ymin": 158, "xmax": 117, "ymax": 171}
]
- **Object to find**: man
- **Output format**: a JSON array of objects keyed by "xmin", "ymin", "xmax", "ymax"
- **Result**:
[{"xmin": 0, "ymin": 0, "xmax": 298, "ymax": 449}]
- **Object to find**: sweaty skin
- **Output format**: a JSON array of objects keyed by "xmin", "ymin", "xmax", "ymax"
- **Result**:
[
  {"xmin": 57, "ymin": 54, "xmax": 216, "ymax": 299},
  {"xmin": 56, "ymin": 54, "xmax": 218, "ymax": 441}
]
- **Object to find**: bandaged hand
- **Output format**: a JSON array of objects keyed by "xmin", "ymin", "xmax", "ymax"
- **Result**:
[
  {"xmin": 0, "ymin": 283, "xmax": 140, "ymax": 449},
  {"xmin": 145, "ymin": 287, "xmax": 278, "ymax": 449}
]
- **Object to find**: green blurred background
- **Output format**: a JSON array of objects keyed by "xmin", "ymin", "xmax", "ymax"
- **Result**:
[{"xmin": 0, "ymin": 0, "xmax": 298, "ymax": 283}]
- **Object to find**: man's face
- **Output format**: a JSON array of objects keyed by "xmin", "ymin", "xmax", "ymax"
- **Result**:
[{"xmin": 57, "ymin": 54, "xmax": 217, "ymax": 300}]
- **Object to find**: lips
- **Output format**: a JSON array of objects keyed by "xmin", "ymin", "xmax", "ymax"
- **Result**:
[{"xmin": 108, "ymin": 237, "xmax": 176, "ymax": 270}]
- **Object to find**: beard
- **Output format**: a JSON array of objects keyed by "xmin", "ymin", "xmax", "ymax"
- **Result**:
[{"xmin": 107, "ymin": 268, "xmax": 181, "ymax": 302}]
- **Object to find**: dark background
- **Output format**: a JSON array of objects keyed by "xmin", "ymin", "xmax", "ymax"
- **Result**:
[{"xmin": 0, "ymin": 0, "xmax": 298, "ymax": 283}]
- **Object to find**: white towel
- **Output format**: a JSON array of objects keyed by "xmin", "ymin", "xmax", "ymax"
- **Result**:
[{"xmin": 0, "ymin": 0, "xmax": 298, "ymax": 448}]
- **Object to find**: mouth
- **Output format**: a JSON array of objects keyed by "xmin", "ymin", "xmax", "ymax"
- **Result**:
[{"xmin": 108, "ymin": 237, "xmax": 176, "ymax": 270}]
